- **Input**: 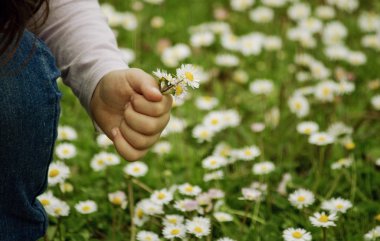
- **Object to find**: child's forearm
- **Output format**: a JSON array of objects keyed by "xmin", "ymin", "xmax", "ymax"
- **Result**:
[{"xmin": 32, "ymin": 0, "xmax": 127, "ymax": 113}]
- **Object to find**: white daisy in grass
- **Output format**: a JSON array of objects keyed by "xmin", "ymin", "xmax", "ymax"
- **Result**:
[
  {"xmin": 152, "ymin": 141, "xmax": 171, "ymax": 155},
  {"xmin": 45, "ymin": 199, "xmax": 70, "ymax": 217},
  {"xmin": 203, "ymin": 111, "xmax": 228, "ymax": 132},
  {"xmin": 214, "ymin": 212, "xmax": 233, "ymax": 222},
  {"xmin": 176, "ymin": 64, "xmax": 201, "ymax": 89},
  {"xmin": 309, "ymin": 212, "xmax": 337, "ymax": 228},
  {"xmin": 174, "ymin": 199, "xmax": 199, "ymax": 212},
  {"xmin": 253, "ymin": 161, "xmax": 275, "ymax": 175},
  {"xmin": 172, "ymin": 83, "xmax": 188, "ymax": 101},
  {"xmin": 162, "ymin": 116, "xmax": 187, "ymax": 137},
  {"xmin": 48, "ymin": 161, "xmax": 70, "ymax": 186},
  {"xmin": 308, "ymin": 132, "xmax": 335, "ymax": 146},
  {"xmin": 331, "ymin": 157, "xmax": 353, "ymax": 170},
  {"xmin": 297, "ymin": 121, "xmax": 319, "ymax": 135},
  {"xmin": 230, "ymin": 0, "xmax": 254, "ymax": 11},
  {"xmin": 283, "ymin": 228, "xmax": 312, "ymax": 241},
  {"xmin": 38, "ymin": 191, "xmax": 58, "ymax": 208},
  {"xmin": 192, "ymin": 125, "xmax": 215, "ymax": 143},
  {"xmin": 136, "ymin": 231, "xmax": 159, "ymax": 241},
  {"xmin": 163, "ymin": 215, "xmax": 185, "ymax": 226},
  {"xmin": 96, "ymin": 134, "xmax": 113, "ymax": 148},
  {"xmin": 108, "ymin": 191, "xmax": 127, "ymax": 209},
  {"xmin": 55, "ymin": 143, "xmax": 76, "ymax": 159},
  {"xmin": 57, "ymin": 125, "xmax": 77, "ymax": 141},
  {"xmin": 223, "ymin": 109, "xmax": 241, "ymax": 127},
  {"xmin": 249, "ymin": 79, "xmax": 274, "ymax": 95},
  {"xmin": 217, "ymin": 238, "xmax": 236, "ymax": 241},
  {"xmin": 186, "ymin": 217, "xmax": 211, "ymax": 238},
  {"xmin": 178, "ymin": 183, "xmax": 202, "ymax": 196},
  {"xmin": 315, "ymin": 5, "xmax": 335, "ymax": 20},
  {"xmin": 162, "ymin": 224, "xmax": 186, "ymax": 239},
  {"xmin": 90, "ymin": 152, "xmax": 120, "ymax": 171},
  {"xmin": 202, "ymin": 155, "xmax": 228, "ymax": 170},
  {"xmin": 123, "ymin": 161, "xmax": 148, "ymax": 177},
  {"xmin": 190, "ymin": 31, "xmax": 215, "ymax": 48},
  {"xmin": 204, "ymin": 170, "xmax": 224, "ymax": 182},
  {"xmin": 75, "ymin": 200, "xmax": 97, "ymax": 214},
  {"xmin": 371, "ymin": 95, "xmax": 380, "ymax": 110},
  {"xmin": 139, "ymin": 199, "xmax": 164, "ymax": 216},
  {"xmin": 287, "ymin": 3, "xmax": 311, "ymax": 21},
  {"xmin": 241, "ymin": 188, "xmax": 263, "ymax": 201},
  {"xmin": 195, "ymin": 96, "xmax": 219, "ymax": 110},
  {"xmin": 249, "ymin": 6, "xmax": 274, "ymax": 23},
  {"xmin": 236, "ymin": 145, "xmax": 261, "ymax": 161},
  {"xmin": 215, "ymin": 54, "xmax": 240, "ymax": 67},
  {"xmin": 59, "ymin": 182, "xmax": 74, "ymax": 193},
  {"xmin": 288, "ymin": 95, "xmax": 310, "ymax": 118},
  {"xmin": 376, "ymin": 158, "xmax": 380, "ymax": 167},
  {"xmin": 288, "ymin": 189, "xmax": 315, "ymax": 209},
  {"xmin": 150, "ymin": 189, "xmax": 173, "ymax": 205},
  {"xmin": 262, "ymin": 0, "xmax": 286, "ymax": 8},
  {"xmin": 213, "ymin": 143, "xmax": 232, "ymax": 158},
  {"xmin": 153, "ymin": 69, "xmax": 175, "ymax": 84},
  {"xmin": 208, "ymin": 188, "xmax": 225, "ymax": 199},
  {"xmin": 364, "ymin": 226, "xmax": 380, "ymax": 240},
  {"xmin": 321, "ymin": 197, "xmax": 353, "ymax": 213}
]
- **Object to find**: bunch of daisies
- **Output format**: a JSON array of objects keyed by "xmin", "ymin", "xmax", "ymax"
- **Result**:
[{"xmin": 153, "ymin": 64, "xmax": 201, "ymax": 100}]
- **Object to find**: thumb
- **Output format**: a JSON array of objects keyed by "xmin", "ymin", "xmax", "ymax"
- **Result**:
[{"xmin": 126, "ymin": 68, "xmax": 163, "ymax": 102}]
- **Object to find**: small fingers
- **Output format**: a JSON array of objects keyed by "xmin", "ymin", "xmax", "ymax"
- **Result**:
[
  {"xmin": 131, "ymin": 94, "xmax": 173, "ymax": 117},
  {"xmin": 111, "ymin": 128, "xmax": 148, "ymax": 161},
  {"xmin": 119, "ymin": 120, "xmax": 161, "ymax": 150},
  {"xmin": 124, "ymin": 104, "xmax": 170, "ymax": 135}
]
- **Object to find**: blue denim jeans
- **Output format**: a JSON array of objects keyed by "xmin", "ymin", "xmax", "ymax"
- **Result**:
[{"xmin": 0, "ymin": 31, "xmax": 61, "ymax": 240}]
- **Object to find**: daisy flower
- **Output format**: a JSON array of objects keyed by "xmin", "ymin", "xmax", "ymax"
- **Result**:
[
  {"xmin": 202, "ymin": 155, "xmax": 228, "ymax": 170},
  {"xmin": 45, "ymin": 199, "xmax": 70, "ymax": 217},
  {"xmin": 108, "ymin": 191, "xmax": 128, "ymax": 209},
  {"xmin": 217, "ymin": 238, "xmax": 236, "ymax": 241},
  {"xmin": 195, "ymin": 96, "xmax": 219, "ymax": 110},
  {"xmin": 186, "ymin": 217, "xmax": 211, "ymax": 238},
  {"xmin": 241, "ymin": 188, "xmax": 263, "ymax": 201},
  {"xmin": 283, "ymin": 227, "xmax": 312, "ymax": 241},
  {"xmin": 174, "ymin": 199, "xmax": 199, "ymax": 212},
  {"xmin": 139, "ymin": 199, "xmax": 164, "ymax": 216},
  {"xmin": 204, "ymin": 170, "xmax": 224, "ymax": 182},
  {"xmin": 214, "ymin": 212, "xmax": 233, "ymax": 222},
  {"xmin": 96, "ymin": 134, "xmax": 113, "ymax": 148},
  {"xmin": 288, "ymin": 95, "xmax": 310, "ymax": 118},
  {"xmin": 162, "ymin": 224, "xmax": 186, "ymax": 239},
  {"xmin": 152, "ymin": 141, "xmax": 172, "ymax": 155},
  {"xmin": 288, "ymin": 189, "xmax": 315, "ymax": 209},
  {"xmin": 321, "ymin": 197, "xmax": 353, "ymax": 213},
  {"xmin": 75, "ymin": 200, "xmax": 98, "ymax": 214},
  {"xmin": 150, "ymin": 188, "xmax": 173, "ymax": 205},
  {"xmin": 249, "ymin": 79, "xmax": 274, "ymax": 95},
  {"xmin": 331, "ymin": 158, "xmax": 353, "ymax": 170},
  {"xmin": 297, "ymin": 121, "xmax": 319, "ymax": 135},
  {"xmin": 308, "ymin": 132, "xmax": 335, "ymax": 146},
  {"xmin": 176, "ymin": 64, "xmax": 201, "ymax": 89},
  {"xmin": 309, "ymin": 212, "xmax": 337, "ymax": 228},
  {"xmin": 371, "ymin": 95, "xmax": 380, "ymax": 110},
  {"xmin": 55, "ymin": 143, "xmax": 77, "ymax": 159},
  {"xmin": 57, "ymin": 125, "xmax": 77, "ymax": 141},
  {"xmin": 47, "ymin": 161, "xmax": 70, "ymax": 186},
  {"xmin": 136, "ymin": 231, "xmax": 160, "ymax": 241},
  {"xmin": 38, "ymin": 191, "xmax": 58, "ymax": 208},
  {"xmin": 178, "ymin": 183, "xmax": 202, "ymax": 196},
  {"xmin": 123, "ymin": 161, "xmax": 148, "ymax": 177},
  {"xmin": 252, "ymin": 161, "xmax": 275, "ymax": 175},
  {"xmin": 364, "ymin": 226, "xmax": 380, "ymax": 240},
  {"xmin": 163, "ymin": 215, "xmax": 185, "ymax": 226},
  {"xmin": 235, "ymin": 145, "xmax": 261, "ymax": 161}
]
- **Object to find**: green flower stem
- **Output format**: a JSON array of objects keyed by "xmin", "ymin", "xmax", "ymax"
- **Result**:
[
  {"xmin": 132, "ymin": 178, "xmax": 153, "ymax": 193},
  {"xmin": 322, "ymin": 228, "xmax": 327, "ymax": 241},
  {"xmin": 128, "ymin": 180, "xmax": 136, "ymax": 241}
]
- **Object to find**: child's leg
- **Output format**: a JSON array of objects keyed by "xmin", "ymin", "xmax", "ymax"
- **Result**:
[{"xmin": 0, "ymin": 31, "xmax": 61, "ymax": 241}]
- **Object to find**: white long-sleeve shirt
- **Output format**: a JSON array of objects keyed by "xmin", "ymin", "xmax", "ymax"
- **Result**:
[{"xmin": 33, "ymin": 0, "xmax": 128, "ymax": 114}]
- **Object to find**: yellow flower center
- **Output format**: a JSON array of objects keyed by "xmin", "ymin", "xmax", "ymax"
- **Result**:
[
  {"xmin": 345, "ymin": 142, "xmax": 355, "ymax": 150},
  {"xmin": 304, "ymin": 128, "xmax": 311, "ymax": 134},
  {"xmin": 185, "ymin": 71, "xmax": 194, "ymax": 81},
  {"xmin": 97, "ymin": 159, "xmax": 105, "ymax": 165},
  {"xmin": 244, "ymin": 150, "xmax": 252, "ymax": 156},
  {"xmin": 112, "ymin": 197, "xmax": 123, "ymax": 205},
  {"xmin": 295, "ymin": 102, "xmax": 302, "ymax": 110},
  {"xmin": 322, "ymin": 87, "xmax": 331, "ymax": 96},
  {"xmin": 175, "ymin": 85, "xmax": 183, "ymax": 96},
  {"xmin": 168, "ymin": 218, "xmax": 177, "ymax": 224},
  {"xmin": 132, "ymin": 167, "xmax": 141, "ymax": 173},
  {"xmin": 63, "ymin": 149, "xmax": 70, "ymax": 155},
  {"xmin": 54, "ymin": 208, "xmax": 62, "ymax": 215},
  {"xmin": 185, "ymin": 185, "xmax": 194, "ymax": 192},
  {"xmin": 200, "ymin": 131, "xmax": 209, "ymax": 138},
  {"xmin": 82, "ymin": 205, "xmax": 91, "ymax": 212},
  {"xmin": 297, "ymin": 196, "xmax": 305, "ymax": 202},
  {"xmin": 171, "ymin": 229, "xmax": 180, "ymax": 235},
  {"xmin": 292, "ymin": 231, "xmax": 303, "ymax": 239},
  {"xmin": 137, "ymin": 208, "xmax": 144, "ymax": 218},
  {"xmin": 318, "ymin": 136, "xmax": 326, "ymax": 142},
  {"xmin": 49, "ymin": 169, "xmax": 60, "ymax": 178},
  {"xmin": 318, "ymin": 214, "xmax": 329, "ymax": 223},
  {"xmin": 210, "ymin": 159, "xmax": 217, "ymax": 166},
  {"xmin": 336, "ymin": 204, "xmax": 344, "ymax": 209},
  {"xmin": 211, "ymin": 119, "xmax": 219, "ymax": 125},
  {"xmin": 194, "ymin": 226, "xmax": 203, "ymax": 233},
  {"xmin": 157, "ymin": 193, "xmax": 166, "ymax": 200},
  {"xmin": 41, "ymin": 199, "xmax": 50, "ymax": 206}
]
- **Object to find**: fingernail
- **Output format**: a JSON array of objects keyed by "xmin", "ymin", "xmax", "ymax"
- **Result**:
[
  {"xmin": 151, "ymin": 87, "xmax": 162, "ymax": 96},
  {"xmin": 111, "ymin": 128, "xmax": 118, "ymax": 137}
]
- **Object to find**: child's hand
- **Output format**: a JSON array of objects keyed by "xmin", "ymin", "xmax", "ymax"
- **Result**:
[{"xmin": 90, "ymin": 68, "xmax": 172, "ymax": 161}]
